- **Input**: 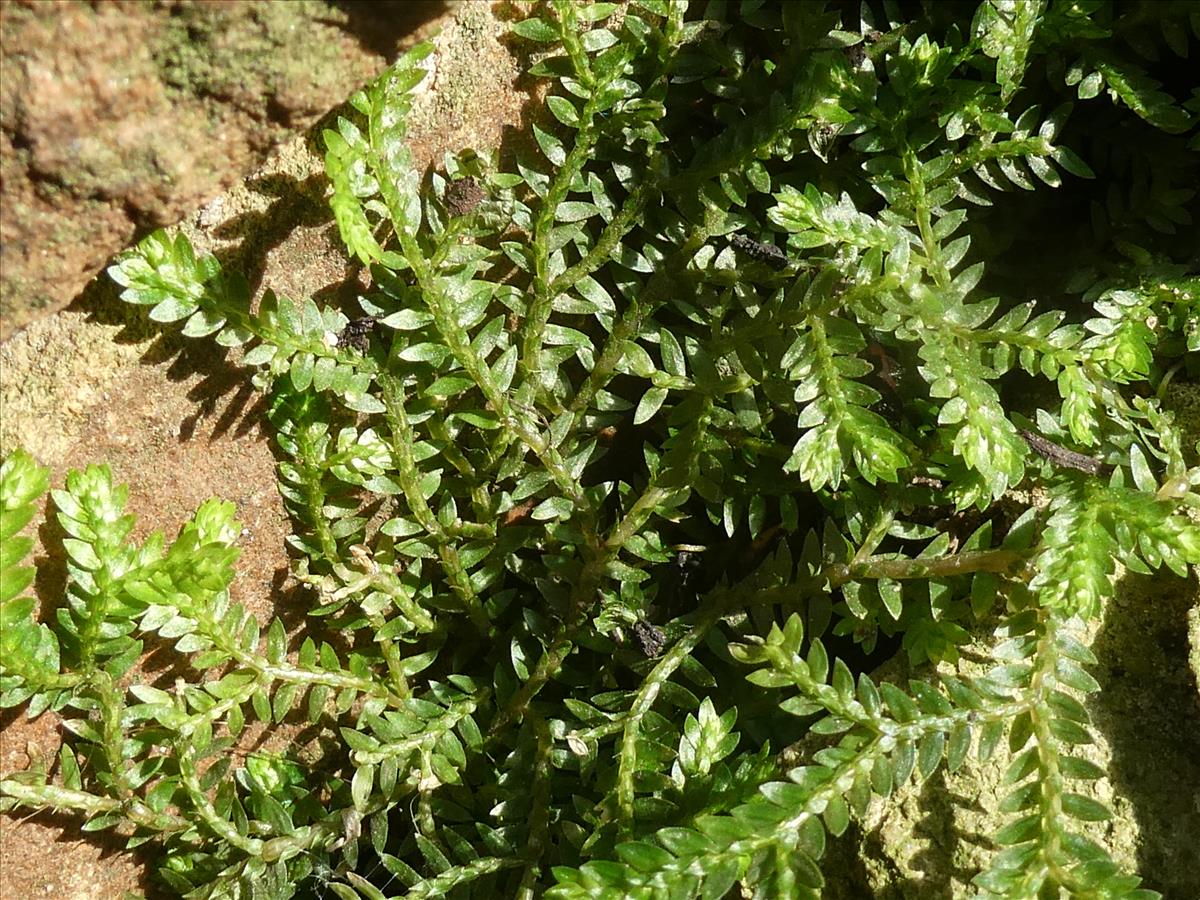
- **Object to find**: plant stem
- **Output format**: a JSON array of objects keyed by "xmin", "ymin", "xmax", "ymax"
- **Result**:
[
  {"xmin": 0, "ymin": 780, "xmax": 189, "ymax": 834},
  {"xmin": 831, "ymin": 548, "xmax": 1029, "ymax": 586},
  {"xmin": 380, "ymin": 375, "xmax": 489, "ymax": 632}
]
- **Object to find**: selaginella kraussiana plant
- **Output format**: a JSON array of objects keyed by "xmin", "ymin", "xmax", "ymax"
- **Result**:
[{"xmin": 3, "ymin": 1, "xmax": 1199, "ymax": 898}]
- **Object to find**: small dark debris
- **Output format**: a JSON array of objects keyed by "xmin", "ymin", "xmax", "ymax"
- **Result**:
[
  {"xmin": 500, "ymin": 499, "xmax": 536, "ymax": 528},
  {"xmin": 444, "ymin": 176, "xmax": 485, "ymax": 218},
  {"xmin": 1019, "ymin": 428, "xmax": 1108, "ymax": 476},
  {"xmin": 631, "ymin": 620, "xmax": 667, "ymax": 658},
  {"xmin": 675, "ymin": 550, "xmax": 702, "ymax": 583},
  {"xmin": 656, "ymin": 547, "xmax": 720, "ymax": 618},
  {"xmin": 731, "ymin": 233, "xmax": 789, "ymax": 271},
  {"xmin": 338, "ymin": 317, "xmax": 377, "ymax": 353},
  {"xmin": 847, "ymin": 31, "xmax": 883, "ymax": 68},
  {"xmin": 909, "ymin": 475, "xmax": 947, "ymax": 490}
]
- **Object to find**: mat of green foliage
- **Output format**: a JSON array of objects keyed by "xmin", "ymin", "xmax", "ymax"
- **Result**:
[{"xmin": 2, "ymin": 2, "xmax": 1198, "ymax": 898}]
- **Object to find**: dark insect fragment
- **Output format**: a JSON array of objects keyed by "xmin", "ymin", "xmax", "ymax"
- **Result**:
[
  {"xmin": 339, "ymin": 317, "xmax": 377, "ymax": 354},
  {"xmin": 444, "ymin": 176, "xmax": 486, "ymax": 218},
  {"xmin": 847, "ymin": 30, "xmax": 885, "ymax": 69},
  {"xmin": 808, "ymin": 121, "xmax": 843, "ymax": 162},
  {"xmin": 731, "ymin": 233, "xmax": 789, "ymax": 271},
  {"xmin": 1018, "ymin": 428, "xmax": 1108, "ymax": 476},
  {"xmin": 656, "ymin": 549, "xmax": 704, "ymax": 612},
  {"xmin": 631, "ymin": 620, "xmax": 667, "ymax": 658},
  {"xmin": 674, "ymin": 550, "xmax": 702, "ymax": 590}
]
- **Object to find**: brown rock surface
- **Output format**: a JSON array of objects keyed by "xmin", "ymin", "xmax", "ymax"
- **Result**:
[{"xmin": 0, "ymin": 0, "xmax": 447, "ymax": 340}]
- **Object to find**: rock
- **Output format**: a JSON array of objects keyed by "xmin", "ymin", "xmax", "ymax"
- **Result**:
[{"xmin": 0, "ymin": 0, "xmax": 445, "ymax": 339}]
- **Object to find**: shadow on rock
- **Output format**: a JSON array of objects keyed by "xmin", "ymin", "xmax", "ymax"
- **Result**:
[
  {"xmin": 329, "ymin": 0, "xmax": 448, "ymax": 60},
  {"xmin": 208, "ymin": 170, "xmax": 333, "ymax": 300},
  {"xmin": 63, "ymin": 162, "xmax": 374, "ymax": 447},
  {"xmin": 1089, "ymin": 566, "xmax": 1200, "ymax": 899}
]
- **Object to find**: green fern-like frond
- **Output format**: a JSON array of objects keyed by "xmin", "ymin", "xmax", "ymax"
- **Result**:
[
  {"xmin": 51, "ymin": 463, "xmax": 156, "ymax": 676},
  {"xmin": 1031, "ymin": 477, "xmax": 1200, "ymax": 619},
  {"xmin": 973, "ymin": 610, "xmax": 1159, "ymax": 899},
  {"xmin": 0, "ymin": 450, "xmax": 62, "ymax": 712}
]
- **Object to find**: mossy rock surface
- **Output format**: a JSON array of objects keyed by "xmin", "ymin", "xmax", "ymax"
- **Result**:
[{"xmin": 0, "ymin": 0, "xmax": 445, "ymax": 339}]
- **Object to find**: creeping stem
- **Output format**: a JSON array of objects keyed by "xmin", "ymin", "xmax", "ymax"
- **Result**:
[
  {"xmin": 379, "ymin": 375, "xmax": 490, "ymax": 632},
  {"xmin": 394, "ymin": 223, "xmax": 590, "ymax": 511},
  {"xmin": 0, "ymin": 780, "xmax": 189, "ymax": 834},
  {"xmin": 615, "ymin": 594, "xmax": 730, "ymax": 839},
  {"xmin": 293, "ymin": 419, "xmax": 340, "ymax": 563},
  {"xmin": 515, "ymin": 712, "xmax": 554, "ymax": 900},
  {"xmin": 828, "ymin": 549, "xmax": 1029, "ymax": 587},
  {"xmin": 569, "ymin": 209, "xmax": 724, "ymax": 420},
  {"xmin": 1020, "ymin": 611, "xmax": 1074, "ymax": 893},
  {"xmin": 521, "ymin": 91, "xmax": 605, "ymax": 389}
]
